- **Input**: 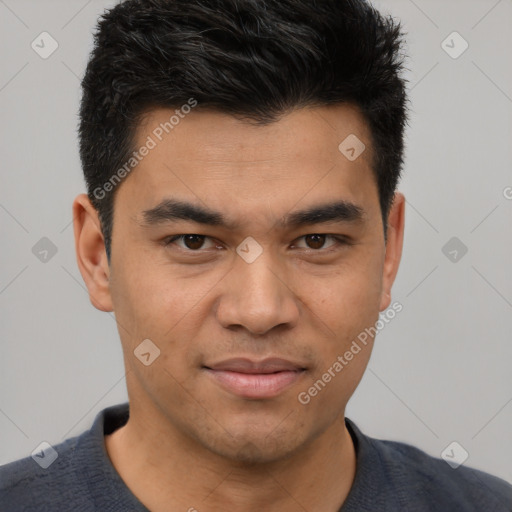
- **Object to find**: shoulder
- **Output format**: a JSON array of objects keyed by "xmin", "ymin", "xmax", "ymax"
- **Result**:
[
  {"xmin": 377, "ymin": 436, "xmax": 512, "ymax": 510},
  {"xmin": 0, "ymin": 436, "xmax": 89, "ymax": 512},
  {"xmin": 0, "ymin": 403, "xmax": 139, "ymax": 512},
  {"xmin": 345, "ymin": 418, "xmax": 512, "ymax": 511}
]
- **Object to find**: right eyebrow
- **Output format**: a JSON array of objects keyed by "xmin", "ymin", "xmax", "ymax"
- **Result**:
[{"xmin": 139, "ymin": 198, "xmax": 237, "ymax": 229}]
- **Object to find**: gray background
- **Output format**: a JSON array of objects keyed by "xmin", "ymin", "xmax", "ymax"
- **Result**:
[{"xmin": 1, "ymin": 0, "xmax": 511, "ymax": 484}]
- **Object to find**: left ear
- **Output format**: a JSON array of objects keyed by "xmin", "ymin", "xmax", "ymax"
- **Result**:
[{"xmin": 379, "ymin": 192, "xmax": 405, "ymax": 311}]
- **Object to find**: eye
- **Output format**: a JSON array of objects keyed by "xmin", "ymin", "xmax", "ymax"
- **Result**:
[
  {"xmin": 164, "ymin": 234, "xmax": 218, "ymax": 251},
  {"xmin": 163, "ymin": 233, "xmax": 350, "ymax": 254},
  {"xmin": 293, "ymin": 234, "xmax": 346, "ymax": 251}
]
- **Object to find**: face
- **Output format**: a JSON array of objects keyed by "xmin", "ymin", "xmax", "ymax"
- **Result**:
[{"xmin": 74, "ymin": 104, "xmax": 404, "ymax": 464}]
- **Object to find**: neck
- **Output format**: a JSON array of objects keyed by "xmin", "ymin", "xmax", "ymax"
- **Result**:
[{"xmin": 105, "ymin": 403, "xmax": 356, "ymax": 512}]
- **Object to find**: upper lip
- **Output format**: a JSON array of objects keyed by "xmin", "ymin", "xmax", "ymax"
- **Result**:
[{"xmin": 204, "ymin": 357, "xmax": 306, "ymax": 374}]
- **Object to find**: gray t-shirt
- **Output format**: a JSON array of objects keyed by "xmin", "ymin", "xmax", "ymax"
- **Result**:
[{"xmin": 1, "ymin": 402, "xmax": 511, "ymax": 511}]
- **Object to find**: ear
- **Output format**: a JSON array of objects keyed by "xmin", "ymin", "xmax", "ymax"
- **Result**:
[
  {"xmin": 379, "ymin": 192, "xmax": 405, "ymax": 311},
  {"xmin": 72, "ymin": 194, "xmax": 113, "ymax": 312}
]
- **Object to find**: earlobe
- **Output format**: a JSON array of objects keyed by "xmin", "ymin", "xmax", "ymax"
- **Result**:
[
  {"xmin": 72, "ymin": 193, "xmax": 113, "ymax": 312},
  {"xmin": 379, "ymin": 192, "xmax": 405, "ymax": 312},
  {"xmin": 379, "ymin": 290, "xmax": 391, "ymax": 312}
]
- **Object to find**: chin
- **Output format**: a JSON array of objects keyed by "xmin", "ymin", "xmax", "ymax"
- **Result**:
[{"xmin": 204, "ymin": 429, "xmax": 306, "ymax": 466}]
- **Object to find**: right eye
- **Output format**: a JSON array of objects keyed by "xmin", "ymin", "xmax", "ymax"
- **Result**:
[{"xmin": 163, "ymin": 234, "xmax": 219, "ymax": 251}]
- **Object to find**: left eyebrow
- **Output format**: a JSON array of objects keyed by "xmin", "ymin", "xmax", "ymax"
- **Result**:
[{"xmin": 278, "ymin": 200, "xmax": 366, "ymax": 228}]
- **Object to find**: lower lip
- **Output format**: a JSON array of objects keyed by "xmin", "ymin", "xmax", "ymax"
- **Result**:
[{"xmin": 204, "ymin": 369, "xmax": 305, "ymax": 399}]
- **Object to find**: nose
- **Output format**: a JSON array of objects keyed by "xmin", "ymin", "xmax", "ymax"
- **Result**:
[{"xmin": 215, "ymin": 252, "xmax": 300, "ymax": 336}]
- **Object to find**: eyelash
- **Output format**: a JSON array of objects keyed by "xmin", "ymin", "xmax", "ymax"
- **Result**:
[{"xmin": 163, "ymin": 234, "xmax": 352, "ymax": 254}]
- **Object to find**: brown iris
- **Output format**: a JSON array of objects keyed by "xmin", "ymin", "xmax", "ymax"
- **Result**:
[
  {"xmin": 304, "ymin": 234, "xmax": 327, "ymax": 249},
  {"xmin": 182, "ymin": 235, "xmax": 206, "ymax": 250}
]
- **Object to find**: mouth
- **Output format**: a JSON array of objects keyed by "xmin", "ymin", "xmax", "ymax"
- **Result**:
[{"xmin": 203, "ymin": 357, "xmax": 307, "ymax": 399}]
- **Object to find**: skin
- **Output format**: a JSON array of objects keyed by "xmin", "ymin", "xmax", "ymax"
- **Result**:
[{"xmin": 73, "ymin": 103, "xmax": 405, "ymax": 512}]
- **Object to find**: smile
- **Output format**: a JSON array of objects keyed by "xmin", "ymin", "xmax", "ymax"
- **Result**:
[{"xmin": 203, "ymin": 358, "xmax": 307, "ymax": 399}]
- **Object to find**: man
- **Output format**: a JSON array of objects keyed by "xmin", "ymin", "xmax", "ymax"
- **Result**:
[{"xmin": 1, "ymin": 0, "xmax": 511, "ymax": 510}]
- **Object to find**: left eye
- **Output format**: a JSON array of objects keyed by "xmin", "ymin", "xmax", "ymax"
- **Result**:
[{"xmin": 293, "ymin": 234, "xmax": 340, "ymax": 250}]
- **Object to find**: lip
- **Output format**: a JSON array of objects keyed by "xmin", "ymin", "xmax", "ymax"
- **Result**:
[{"xmin": 203, "ymin": 357, "xmax": 307, "ymax": 399}]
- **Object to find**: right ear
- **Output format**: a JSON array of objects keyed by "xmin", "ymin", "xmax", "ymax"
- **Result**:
[{"xmin": 72, "ymin": 194, "xmax": 113, "ymax": 312}]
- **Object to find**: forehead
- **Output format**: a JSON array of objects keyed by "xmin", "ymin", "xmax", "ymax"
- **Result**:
[
  {"xmin": 114, "ymin": 104, "xmax": 379, "ymax": 224},
  {"xmin": 137, "ymin": 103, "xmax": 372, "ymax": 164}
]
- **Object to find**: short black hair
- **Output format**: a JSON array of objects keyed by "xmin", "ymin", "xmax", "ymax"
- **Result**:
[{"xmin": 79, "ymin": 0, "xmax": 408, "ymax": 261}]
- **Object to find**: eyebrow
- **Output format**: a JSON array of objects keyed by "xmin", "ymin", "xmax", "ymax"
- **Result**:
[{"xmin": 139, "ymin": 198, "xmax": 365, "ymax": 230}]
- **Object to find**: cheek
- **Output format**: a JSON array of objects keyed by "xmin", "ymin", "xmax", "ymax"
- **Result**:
[
  {"xmin": 296, "ymin": 271, "xmax": 380, "ymax": 415},
  {"xmin": 110, "ymin": 254, "xmax": 200, "ymax": 328},
  {"xmin": 109, "ymin": 256, "xmax": 224, "ymax": 374},
  {"xmin": 297, "ymin": 257, "xmax": 383, "ymax": 336},
  {"xmin": 293, "ymin": 252, "xmax": 383, "ymax": 404}
]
